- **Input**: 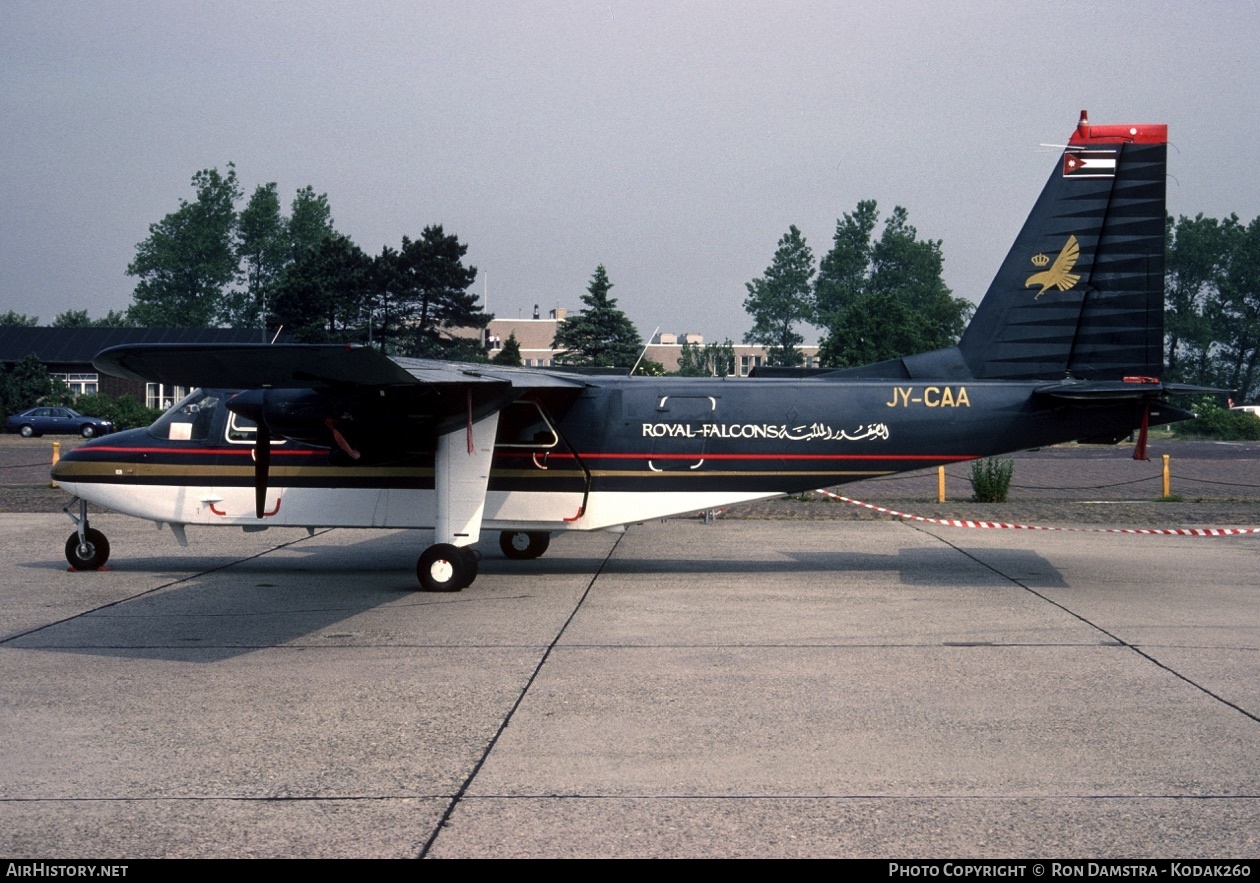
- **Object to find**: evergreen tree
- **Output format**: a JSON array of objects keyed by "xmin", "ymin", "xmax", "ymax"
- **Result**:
[
  {"xmin": 553, "ymin": 265, "xmax": 643, "ymax": 368},
  {"xmin": 269, "ymin": 233, "xmax": 371, "ymax": 343},
  {"xmin": 491, "ymin": 332, "xmax": 523, "ymax": 366},
  {"xmin": 382, "ymin": 226, "xmax": 487, "ymax": 358},
  {"xmin": 743, "ymin": 226, "xmax": 815, "ymax": 367}
]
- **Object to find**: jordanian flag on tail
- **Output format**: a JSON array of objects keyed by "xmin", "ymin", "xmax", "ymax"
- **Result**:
[{"xmin": 1063, "ymin": 150, "xmax": 1117, "ymax": 177}]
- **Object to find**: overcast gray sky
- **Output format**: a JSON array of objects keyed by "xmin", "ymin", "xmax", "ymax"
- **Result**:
[{"xmin": 3, "ymin": 0, "xmax": 1258, "ymax": 343}]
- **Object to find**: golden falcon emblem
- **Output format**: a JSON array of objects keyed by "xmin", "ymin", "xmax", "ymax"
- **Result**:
[{"xmin": 1025, "ymin": 234, "xmax": 1081, "ymax": 299}]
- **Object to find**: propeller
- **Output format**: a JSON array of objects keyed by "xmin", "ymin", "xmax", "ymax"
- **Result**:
[
  {"xmin": 227, "ymin": 389, "xmax": 275, "ymax": 519},
  {"xmin": 254, "ymin": 411, "xmax": 271, "ymax": 518}
]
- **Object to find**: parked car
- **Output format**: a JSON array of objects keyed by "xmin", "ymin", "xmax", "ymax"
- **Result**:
[
  {"xmin": 4, "ymin": 407, "xmax": 114, "ymax": 438},
  {"xmin": 1230, "ymin": 405, "xmax": 1260, "ymax": 418}
]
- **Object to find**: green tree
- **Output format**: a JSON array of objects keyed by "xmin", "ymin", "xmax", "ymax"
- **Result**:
[
  {"xmin": 1214, "ymin": 216, "xmax": 1260, "ymax": 399},
  {"xmin": 97, "ymin": 309, "xmax": 137, "ymax": 328},
  {"xmin": 491, "ymin": 332, "xmax": 523, "ymax": 366},
  {"xmin": 365, "ymin": 244, "xmax": 416, "ymax": 353},
  {"xmin": 1165, "ymin": 213, "xmax": 1233, "ymax": 386},
  {"xmin": 50, "ymin": 309, "xmax": 137, "ymax": 328},
  {"xmin": 288, "ymin": 186, "xmax": 334, "ymax": 265},
  {"xmin": 225, "ymin": 182, "xmax": 289, "ymax": 332},
  {"xmin": 814, "ymin": 200, "xmax": 878, "ymax": 325},
  {"xmin": 1162, "ymin": 212, "xmax": 1260, "ymax": 401},
  {"xmin": 127, "ymin": 166, "xmax": 242, "ymax": 327},
  {"xmin": 814, "ymin": 201, "xmax": 970, "ymax": 367},
  {"xmin": 676, "ymin": 339, "xmax": 735, "ymax": 376},
  {"xmin": 383, "ymin": 226, "xmax": 487, "ymax": 358},
  {"xmin": 51, "ymin": 310, "xmax": 93, "ymax": 327},
  {"xmin": 0, "ymin": 354, "xmax": 58, "ymax": 417},
  {"xmin": 269, "ymin": 233, "xmax": 371, "ymax": 343},
  {"xmin": 743, "ymin": 226, "xmax": 815, "ymax": 367},
  {"xmin": 0, "ymin": 312, "xmax": 40, "ymax": 326},
  {"xmin": 553, "ymin": 265, "xmax": 643, "ymax": 368}
]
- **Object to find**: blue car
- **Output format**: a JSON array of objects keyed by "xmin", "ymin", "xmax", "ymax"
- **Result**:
[{"xmin": 5, "ymin": 407, "xmax": 114, "ymax": 438}]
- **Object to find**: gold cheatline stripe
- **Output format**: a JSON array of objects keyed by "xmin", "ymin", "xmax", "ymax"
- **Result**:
[
  {"xmin": 54, "ymin": 463, "xmax": 434, "ymax": 479},
  {"xmin": 57, "ymin": 462, "xmax": 894, "ymax": 481}
]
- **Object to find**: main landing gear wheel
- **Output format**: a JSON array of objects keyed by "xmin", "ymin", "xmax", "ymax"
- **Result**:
[
  {"xmin": 416, "ymin": 543, "xmax": 478, "ymax": 592},
  {"xmin": 65, "ymin": 528, "xmax": 110, "ymax": 570},
  {"xmin": 498, "ymin": 530, "xmax": 550, "ymax": 560}
]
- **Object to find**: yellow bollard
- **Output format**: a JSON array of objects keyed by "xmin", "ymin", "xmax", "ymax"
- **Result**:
[
  {"xmin": 51, "ymin": 441, "xmax": 60, "ymax": 488},
  {"xmin": 938, "ymin": 465, "xmax": 946, "ymax": 503},
  {"xmin": 1162, "ymin": 454, "xmax": 1171, "ymax": 498}
]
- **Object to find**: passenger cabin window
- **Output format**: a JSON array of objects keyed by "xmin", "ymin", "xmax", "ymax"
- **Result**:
[
  {"xmin": 494, "ymin": 401, "xmax": 559, "ymax": 449},
  {"xmin": 225, "ymin": 412, "xmax": 286, "ymax": 446}
]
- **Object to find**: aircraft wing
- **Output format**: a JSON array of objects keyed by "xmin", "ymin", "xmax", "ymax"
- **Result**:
[{"xmin": 93, "ymin": 343, "xmax": 586, "ymax": 392}]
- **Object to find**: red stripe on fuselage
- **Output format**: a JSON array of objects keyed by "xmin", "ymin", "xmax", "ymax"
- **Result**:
[{"xmin": 505, "ymin": 451, "xmax": 976, "ymax": 462}]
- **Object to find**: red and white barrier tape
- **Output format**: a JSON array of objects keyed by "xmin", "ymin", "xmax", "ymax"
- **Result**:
[{"xmin": 816, "ymin": 489, "xmax": 1260, "ymax": 537}]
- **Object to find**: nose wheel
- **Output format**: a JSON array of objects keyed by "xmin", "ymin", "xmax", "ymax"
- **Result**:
[
  {"xmin": 62, "ymin": 497, "xmax": 110, "ymax": 570},
  {"xmin": 65, "ymin": 528, "xmax": 110, "ymax": 570},
  {"xmin": 416, "ymin": 543, "xmax": 479, "ymax": 592}
]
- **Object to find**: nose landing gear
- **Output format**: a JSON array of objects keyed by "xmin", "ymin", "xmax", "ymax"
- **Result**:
[{"xmin": 63, "ymin": 498, "xmax": 110, "ymax": 570}]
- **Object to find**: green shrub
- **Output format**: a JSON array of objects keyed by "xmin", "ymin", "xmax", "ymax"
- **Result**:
[
  {"xmin": 969, "ymin": 457, "xmax": 1014, "ymax": 503},
  {"xmin": 1171, "ymin": 399, "xmax": 1260, "ymax": 441},
  {"xmin": 72, "ymin": 393, "xmax": 164, "ymax": 431}
]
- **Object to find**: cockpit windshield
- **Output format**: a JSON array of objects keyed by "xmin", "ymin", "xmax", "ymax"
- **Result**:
[{"xmin": 148, "ymin": 388, "xmax": 232, "ymax": 442}]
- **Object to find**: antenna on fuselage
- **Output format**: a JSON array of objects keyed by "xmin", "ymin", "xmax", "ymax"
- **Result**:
[{"xmin": 630, "ymin": 326, "xmax": 660, "ymax": 377}]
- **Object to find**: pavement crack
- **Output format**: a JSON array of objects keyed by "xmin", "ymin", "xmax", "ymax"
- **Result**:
[
  {"xmin": 417, "ymin": 530, "xmax": 627, "ymax": 859},
  {"xmin": 908, "ymin": 522, "xmax": 1260, "ymax": 727}
]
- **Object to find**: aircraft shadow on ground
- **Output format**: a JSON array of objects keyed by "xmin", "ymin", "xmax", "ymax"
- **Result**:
[
  {"xmin": 586, "ymin": 545, "xmax": 1067, "ymax": 589},
  {"xmin": 8, "ymin": 537, "xmax": 1065, "ymax": 662}
]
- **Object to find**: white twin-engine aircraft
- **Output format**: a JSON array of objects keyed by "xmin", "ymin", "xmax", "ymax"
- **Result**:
[{"xmin": 53, "ymin": 112, "xmax": 1195, "ymax": 591}]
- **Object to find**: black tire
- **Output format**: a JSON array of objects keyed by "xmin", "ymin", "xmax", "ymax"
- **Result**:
[
  {"xmin": 458, "ymin": 546, "xmax": 479, "ymax": 586},
  {"xmin": 65, "ymin": 528, "xmax": 110, "ymax": 570},
  {"xmin": 80, "ymin": 425, "xmax": 96, "ymax": 438},
  {"xmin": 19, "ymin": 424, "xmax": 35, "ymax": 438},
  {"xmin": 416, "ymin": 543, "xmax": 475, "ymax": 592},
  {"xmin": 499, "ymin": 530, "xmax": 550, "ymax": 560}
]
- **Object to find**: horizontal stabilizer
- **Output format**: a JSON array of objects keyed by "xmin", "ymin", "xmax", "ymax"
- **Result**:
[{"xmin": 1034, "ymin": 380, "xmax": 1222, "ymax": 401}]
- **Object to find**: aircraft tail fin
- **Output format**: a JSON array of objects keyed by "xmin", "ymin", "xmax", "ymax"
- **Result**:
[{"xmin": 956, "ymin": 111, "xmax": 1168, "ymax": 381}]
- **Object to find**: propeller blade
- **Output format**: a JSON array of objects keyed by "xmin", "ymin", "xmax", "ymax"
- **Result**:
[{"xmin": 255, "ymin": 415, "xmax": 271, "ymax": 518}]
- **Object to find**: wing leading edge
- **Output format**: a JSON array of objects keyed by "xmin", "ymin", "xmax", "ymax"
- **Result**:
[{"xmin": 93, "ymin": 343, "xmax": 586, "ymax": 392}]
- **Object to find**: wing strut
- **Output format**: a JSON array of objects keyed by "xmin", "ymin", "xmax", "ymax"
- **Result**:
[{"xmin": 434, "ymin": 409, "xmax": 499, "ymax": 549}]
